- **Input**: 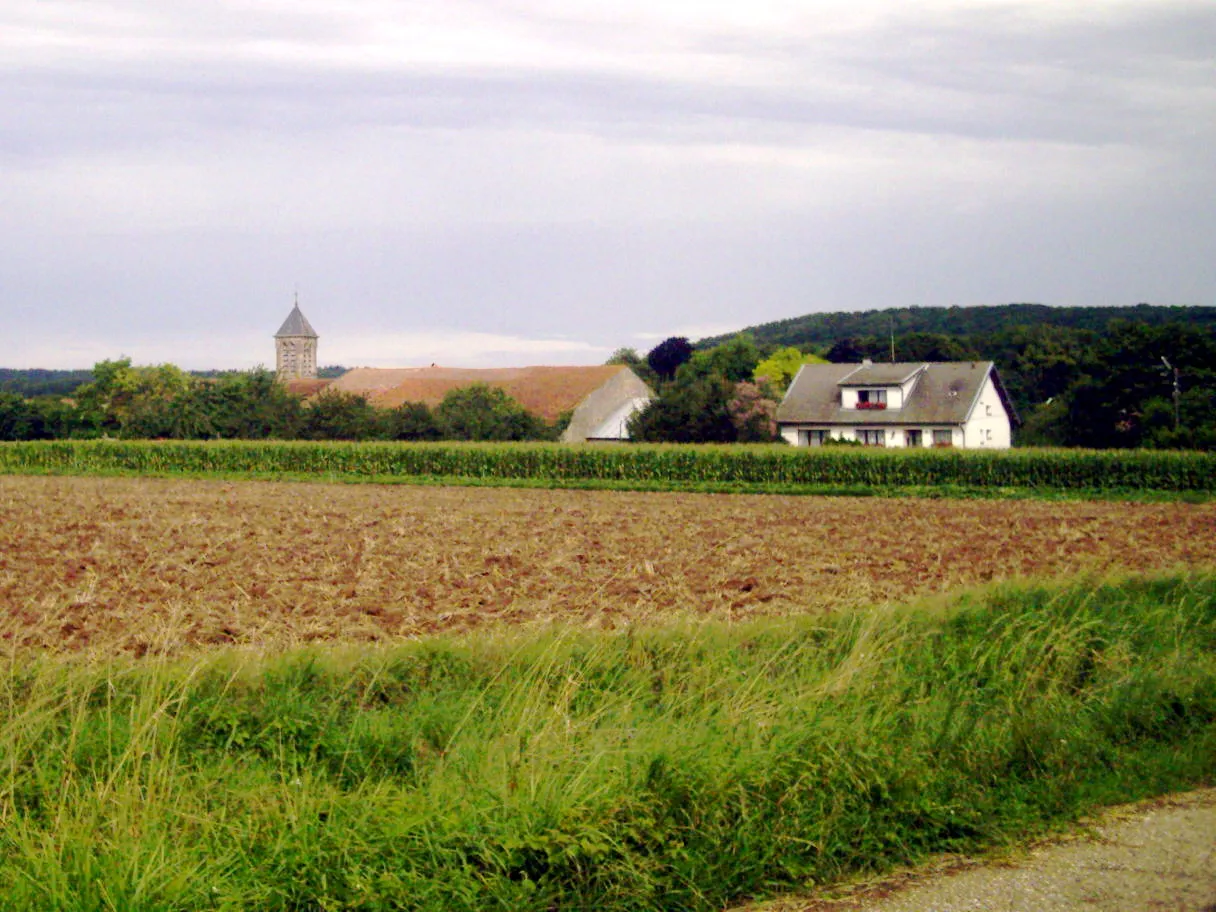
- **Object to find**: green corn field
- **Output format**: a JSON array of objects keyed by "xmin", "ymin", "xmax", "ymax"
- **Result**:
[{"xmin": 1, "ymin": 439, "xmax": 1213, "ymax": 491}]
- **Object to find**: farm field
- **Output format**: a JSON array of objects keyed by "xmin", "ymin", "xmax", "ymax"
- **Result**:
[
  {"xmin": 2, "ymin": 474, "xmax": 1214, "ymax": 655},
  {"xmin": 2, "ymin": 473, "xmax": 1215, "ymax": 910}
]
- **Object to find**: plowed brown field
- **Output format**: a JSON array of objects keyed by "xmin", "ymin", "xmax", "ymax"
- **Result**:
[{"xmin": 2, "ymin": 475, "xmax": 1213, "ymax": 655}]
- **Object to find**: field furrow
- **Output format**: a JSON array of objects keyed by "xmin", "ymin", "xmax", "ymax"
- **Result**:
[{"xmin": 2, "ymin": 475, "xmax": 1213, "ymax": 654}]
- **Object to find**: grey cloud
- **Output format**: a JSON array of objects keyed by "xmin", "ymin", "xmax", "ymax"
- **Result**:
[
  {"xmin": 5, "ymin": 1, "xmax": 1214, "ymax": 165},
  {"xmin": 702, "ymin": 2, "xmax": 1216, "ymax": 147},
  {"xmin": 2, "ymin": 1, "xmax": 1214, "ymax": 370}
]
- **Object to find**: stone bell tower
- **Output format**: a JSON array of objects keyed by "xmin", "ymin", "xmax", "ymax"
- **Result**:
[{"xmin": 274, "ymin": 296, "xmax": 319, "ymax": 380}]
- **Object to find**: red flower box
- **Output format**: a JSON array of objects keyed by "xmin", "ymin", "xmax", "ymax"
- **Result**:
[{"xmin": 855, "ymin": 401, "xmax": 887, "ymax": 410}]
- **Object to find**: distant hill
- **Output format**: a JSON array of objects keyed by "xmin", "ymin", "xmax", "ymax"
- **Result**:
[
  {"xmin": 194, "ymin": 366, "xmax": 349, "ymax": 379},
  {"xmin": 0, "ymin": 369, "xmax": 94, "ymax": 398},
  {"xmin": 1, "ymin": 365, "xmax": 349, "ymax": 397},
  {"xmin": 697, "ymin": 304, "xmax": 1216, "ymax": 351}
]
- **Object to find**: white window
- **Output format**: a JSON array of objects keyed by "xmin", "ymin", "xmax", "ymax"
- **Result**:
[
  {"xmin": 856, "ymin": 389, "xmax": 887, "ymax": 409},
  {"xmin": 932, "ymin": 429, "xmax": 953, "ymax": 447},
  {"xmin": 858, "ymin": 429, "xmax": 885, "ymax": 446},
  {"xmin": 802, "ymin": 429, "xmax": 829, "ymax": 446}
]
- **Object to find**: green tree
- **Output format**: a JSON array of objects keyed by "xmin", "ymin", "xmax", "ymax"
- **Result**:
[
  {"xmin": 627, "ymin": 374, "xmax": 736, "ymax": 443},
  {"xmin": 646, "ymin": 337, "xmax": 694, "ymax": 381},
  {"xmin": 825, "ymin": 337, "xmax": 876, "ymax": 363},
  {"xmin": 1017, "ymin": 398, "xmax": 1071, "ymax": 447},
  {"xmin": 114, "ymin": 368, "xmax": 304, "ymax": 440},
  {"xmin": 300, "ymin": 390, "xmax": 380, "ymax": 440},
  {"xmin": 0, "ymin": 393, "xmax": 39, "ymax": 440},
  {"xmin": 73, "ymin": 358, "xmax": 194, "ymax": 437},
  {"xmin": 753, "ymin": 347, "xmax": 826, "ymax": 394},
  {"xmin": 985, "ymin": 325, "xmax": 1098, "ymax": 414},
  {"xmin": 27, "ymin": 396, "xmax": 82, "ymax": 439},
  {"xmin": 895, "ymin": 332, "xmax": 980, "ymax": 363},
  {"xmin": 204, "ymin": 369, "xmax": 303, "ymax": 439},
  {"xmin": 435, "ymin": 385, "xmax": 546, "ymax": 441},
  {"xmin": 681, "ymin": 335, "xmax": 763, "ymax": 385},
  {"xmin": 121, "ymin": 390, "xmax": 213, "ymax": 439},
  {"xmin": 1063, "ymin": 322, "xmax": 1216, "ymax": 449},
  {"xmin": 606, "ymin": 347, "xmax": 642, "ymax": 368},
  {"xmin": 382, "ymin": 401, "xmax": 442, "ymax": 441}
]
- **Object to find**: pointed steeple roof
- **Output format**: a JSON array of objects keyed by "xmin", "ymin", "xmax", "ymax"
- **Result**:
[{"xmin": 275, "ymin": 299, "xmax": 318, "ymax": 338}]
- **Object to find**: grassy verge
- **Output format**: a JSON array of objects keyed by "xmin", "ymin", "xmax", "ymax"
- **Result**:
[{"xmin": 2, "ymin": 574, "xmax": 1214, "ymax": 910}]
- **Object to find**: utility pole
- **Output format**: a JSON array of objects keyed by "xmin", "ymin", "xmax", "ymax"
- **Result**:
[
  {"xmin": 1161, "ymin": 356, "xmax": 1181, "ymax": 431},
  {"xmin": 890, "ymin": 317, "xmax": 896, "ymax": 363}
]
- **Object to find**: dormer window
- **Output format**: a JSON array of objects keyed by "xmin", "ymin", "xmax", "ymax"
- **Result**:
[{"xmin": 856, "ymin": 389, "xmax": 887, "ymax": 410}]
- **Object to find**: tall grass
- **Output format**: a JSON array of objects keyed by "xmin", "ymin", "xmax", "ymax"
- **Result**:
[
  {"xmin": 2, "ymin": 439, "xmax": 1215, "ymax": 492},
  {"xmin": 2, "ymin": 574, "xmax": 1215, "ymax": 910}
]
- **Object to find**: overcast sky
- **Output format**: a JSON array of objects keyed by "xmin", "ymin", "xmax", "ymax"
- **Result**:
[{"xmin": 3, "ymin": 1, "xmax": 1214, "ymax": 369}]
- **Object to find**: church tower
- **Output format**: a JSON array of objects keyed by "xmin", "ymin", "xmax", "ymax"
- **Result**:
[{"xmin": 274, "ymin": 297, "xmax": 319, "ymax": 380}]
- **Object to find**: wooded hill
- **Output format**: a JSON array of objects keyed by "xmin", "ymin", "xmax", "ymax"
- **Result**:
[
  {"xmin": 0, "ymin": 366, "xmax": 349, "ymax": 398},
  {"xmin": 698, "ymin": 303, "xmax": 1216, "ymax": 351},
  {"xmin": 0, "ymin": 369, "xmax": 95, "ymax": 398}
]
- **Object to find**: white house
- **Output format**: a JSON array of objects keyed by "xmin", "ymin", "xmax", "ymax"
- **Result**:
[{"xmin": 776, "ymin": 360, "xmax": 1017, "ymax": 448}]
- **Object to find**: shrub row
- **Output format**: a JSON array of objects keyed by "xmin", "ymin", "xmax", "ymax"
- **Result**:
[{"xmin": 2, "ymin": 439, "xmax": 1214, "ymax": 490}]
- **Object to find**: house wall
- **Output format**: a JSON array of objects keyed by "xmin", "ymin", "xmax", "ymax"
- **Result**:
[{"xmin": 960, "ymin": 374, "xmax": 1012, "ymax": 448}]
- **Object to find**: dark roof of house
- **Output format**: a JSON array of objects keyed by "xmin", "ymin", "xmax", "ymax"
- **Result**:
[
  {"xmin": 777, "ymin": 361, "xmax": 1018, "ymax": 426},
  {"xmin": 837, "ymin": 362, "xmax": 925, "ymax": 386},
  {"xmin": 275, "ymin": 304, "xmax": 318, "ymax": 338}
]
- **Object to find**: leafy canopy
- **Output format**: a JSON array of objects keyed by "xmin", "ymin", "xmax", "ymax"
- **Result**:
[
  {"xmin": 753, "ymin": 347, "xmax": 826, "ymax": 394},
  {"xmin": 646, "ymin": 337, "xmax": 694, "ymax": 381},
  {"xmin": 435, "ymin": 384, "xmax": 549, "ymax": 441}
]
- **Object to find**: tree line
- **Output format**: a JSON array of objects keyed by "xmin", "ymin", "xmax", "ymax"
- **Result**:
[
  {"xmin": 3, "ymin": 309, "xmax": 1214, "ymax": 449},
  {"xmin": 697, "ymin": 303, "xmax": 1216, "ymax": 350},
  {"xmin": 0, "ymin": 360, "xmax": 565, "ymax": 443},
  {"xmin": 621, "ymin": 316, "xmax": 1216, "ymax": 449},
  {"xmin": 816, "ymin": 322, "xmax": 1216, "ymax": 449}
]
